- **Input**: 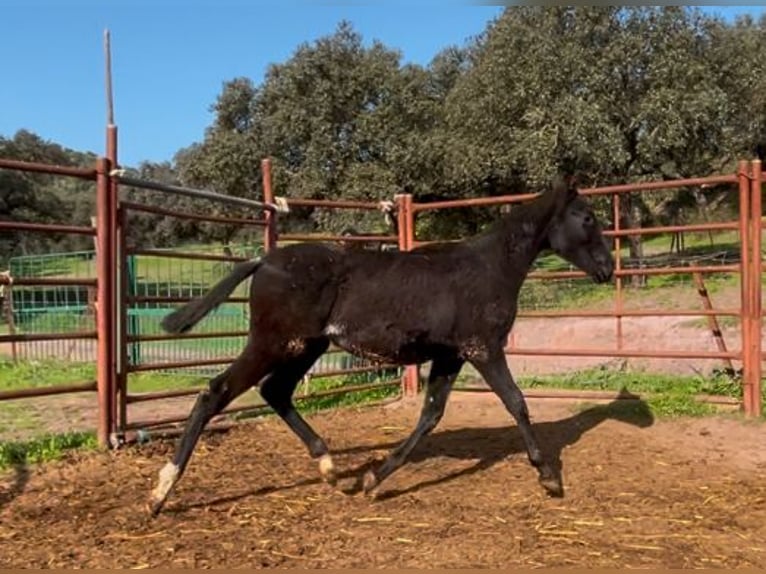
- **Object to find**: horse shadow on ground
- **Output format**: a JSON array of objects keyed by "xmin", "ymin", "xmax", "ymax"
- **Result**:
[
  {"xmin": 170, "ymin": 394, "xmax": 654, "ymax": 514},
  {"xmin": 342, "ymin": 394, "xmax": 655, "ymax": 500},
  {"xmin": 0, "ymin": 463, "xmax": 31, "ymax": 511}
]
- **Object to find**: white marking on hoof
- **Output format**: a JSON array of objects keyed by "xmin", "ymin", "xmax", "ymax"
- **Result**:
[
  {"xmin": 362, "ymin": 469, "xmax": 378, "ymax": 494},
  {"xmin": 151, "ymin": 462, "xmax": 179, "ymax": 506},
  {"xmin": 318, "ymin": 454, "xmax": 337, "ymax": 485}
]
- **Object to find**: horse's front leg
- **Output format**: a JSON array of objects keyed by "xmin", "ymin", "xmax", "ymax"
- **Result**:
[{"xmin": 470, "ymin": 351, "xmax": 563, "ymax": 497}]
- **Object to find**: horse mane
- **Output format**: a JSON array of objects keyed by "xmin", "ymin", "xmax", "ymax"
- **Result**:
[{"xmin": 465, "ymin": 175, "xmax": 571, "ymax": 250}]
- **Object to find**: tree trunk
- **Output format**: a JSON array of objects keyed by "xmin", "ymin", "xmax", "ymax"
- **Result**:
[{"xmin": 620, "ymin": 192, "xmax": 647, "ymax": 287}]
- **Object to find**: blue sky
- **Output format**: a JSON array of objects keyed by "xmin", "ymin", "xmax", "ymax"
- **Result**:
[{"xmin": 1, "ymin": 2, "xmax": 764, "ymax": 168}]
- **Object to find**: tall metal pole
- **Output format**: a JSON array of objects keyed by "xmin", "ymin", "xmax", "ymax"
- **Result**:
[
  {"xmin": 95, "ymin": 158, "xmax": 115, "ymax": 447},
  {"xmin": 261, "ymin": 158, "xmax": 277, "ymax": 251},
  {"xmin": 738, "ymin": 160, "xmax": 753, "ymax": 416},
  {"xmin": 749, "ymin": 159, "xmax": 762, "ymax": 417},
  {"xmin": 104, "ymin": 28, "xmax": 119, "ymax": 444},
  {"xmin": 401, "ymin": 194, "xmax": 419, "ymax": 397}
]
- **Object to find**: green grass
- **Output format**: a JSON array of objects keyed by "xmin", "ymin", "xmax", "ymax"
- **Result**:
[
  {"xmin": 0, "ymin": 358, "xmax": 214, "ymax": 394},
  {"xmin": 0, "ymin": 359, "xmax": 94, "ymax": 391},
  {"xmin": 0, "ymin": 359, "xmax": 401, "ymax": 469},
  {"xmin": 518, "ymin": 365, "xmax": 742, "ymax": 396},
  {"xmin": 0, "ymin": 402, "xmax": 42, "ymax": 435},
  {"xmin": 0, "ymin": 431, "xmax": 98, "ymax": 470},
  {"xmin": 455, "ymin": 364, "xmax": 753, "ymax": 419},
  {"xmin": 518, "ymin": 366, "xmax": 746, "ymax": 418},
  {"xmin": 292, "ymin": 370, "xmax": 400, "ymax": 414}
]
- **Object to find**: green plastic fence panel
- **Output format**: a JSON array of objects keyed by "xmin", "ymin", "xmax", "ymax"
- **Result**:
[
  {"xmin": 8, "ymin": 251, "xmax": 96, "ymax": 362},
  {"xmin": 6, "ymin": 244, "xmax": 399, "ymax": 381}
]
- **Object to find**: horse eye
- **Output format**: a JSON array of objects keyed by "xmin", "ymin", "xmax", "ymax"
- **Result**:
[{"xmin": 583, "ymin": 214, "xmax": 594, "ymax": 226}]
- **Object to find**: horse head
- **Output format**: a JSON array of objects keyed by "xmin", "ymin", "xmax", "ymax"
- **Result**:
[{"xmin": 545, "ymin": 178, "xmax": 615, "ymax": 284}]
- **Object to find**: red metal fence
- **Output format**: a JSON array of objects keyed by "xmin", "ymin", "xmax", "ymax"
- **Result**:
[
  {"xmin": 402, "ymin": 161, "xmax": 763, "ymax": 418},
  {"xmin": 1, "ymin": 152, "xmax": 764, "ymax": 448}
]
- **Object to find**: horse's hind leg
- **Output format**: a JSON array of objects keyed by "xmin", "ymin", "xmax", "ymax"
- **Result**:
[
  {"xmin": 148, "ymin": 346, "xmax": 267, "ymax": 516},
  {"xmin": 258, "ymin": 338, "xmax": 337, "ymax": 484},
  {"xmin": 363, "ymin": 354, "xmax": 464, "ymax": 495}
]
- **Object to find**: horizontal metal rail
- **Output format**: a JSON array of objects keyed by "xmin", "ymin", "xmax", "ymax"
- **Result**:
[
  {"xmin": 516, "ymin": 308, "xmax": 741, "ymax": 318},
  {"xmin": 454, "ymin": 385, "xmax": 741, "ymax": 406},
  {"xmin": 127, "ymin": 330, "xmax": 354, "ymax": 355},
  {"xmin": 125, "ymin": 408, "xmax": 264, "ymax": 431},
  {"xmin": 278, "ymin": 233, "xmax": 398, "ymax": 243},
  {"xmin": 525, "ymin": 264, "xmax": 739, "ymax": 280},
  {"xmin": 127, "ymin": 330, "xmax": 248, "ymax": 343},
  {"xmin": 0, "ymin": 332, "xmax": 97, "ymax": 343},
  {"xmin": 125, "ymin": 377, "xmax": 400, "ymax": 406},
  {"xmin": 0, "ymin": 276, "xmax": 97, "ymax": 287},
  {"xmin": 293, "ymin": 379, "xmax": 400, "ymax": 402},
  {"xmin": 410, "ymin": 174, "xmax": 739, "ymax": 213},
  {"xmin": 128, "ymin": 357, "xmax": 396, "ymax": 376},
  {"xmin": 412, "ymin": 193, "xmax": 537, "ymax": 212},
  {"xmin": 0, "ymin": 381, "xmax": 97, "ymax": 401},
  {"xmin": 124, "ymin": 396, "xmax": 408, "ymax": 441},
  {"xmin": 116, "ymin": 174, "xmax": 278, "ymax": 213},
  {"xmin": 127, "ymin": 357, "xmax": 238, "ymax": 373},
  {"xmin": 120, "ymin": 201, "xmax": 267, "ymax": 227},
  {"xmin": 126, "ymin": 386, "xmax": 204, "ymax": 403},
  {"xmin": 0, "ymin": 158, "xmax": 97, "ymax": 180},
  {"xmin": 413, "ymin": 222, "xmax": 741, "ymax": 248},
  {"xmin": 301, "ymin": 364, "xmax": 399, "ymax": 378},
  {"xmin": 126, "ymin": 248, "xmax": 249, "ymax": 263},
  {"xmin": 603, "ymin": 221, "xmax": 740, "ymax": 237},
  {"xmin": 124, "ymin": 379, "xmax": 401, "ymax": 429},
  {"xmin": 0, "ymin": 221, "xmax": 96, "ymax": 236},
  {"xmin": 127, "ymin": 295, "xmax": 249, "ymax": 304},
  {"xmin": 283, "ymin": 198, "xmax": 389, "ymax": 210},
  {"xmin": 505, "ymin": 347, "xmax": 739, "ymax": 359},
  {"xmin": 581, "ymin": 174, "xmax": 739, "ymax": 197}
]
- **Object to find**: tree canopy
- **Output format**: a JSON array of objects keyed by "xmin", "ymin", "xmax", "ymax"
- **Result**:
[{"xmin": 3, "ymin": 7, "xmax": 766, "ymax": 265}]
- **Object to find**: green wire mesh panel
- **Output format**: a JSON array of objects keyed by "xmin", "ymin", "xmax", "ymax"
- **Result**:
[
  {"xmin": 126, "ymin": 243, "xmax": 402, "ymax": 382},
  {"xmin": 4, "ymin": 245, "xmax": 401, "ymax": 385},
  {"xmin": 8, "ymin": 251, "xmax": 96, "ymax": 363},
  {"xmin": 126, "ymin": 243, "xmax": 262, "ymax": 377}
]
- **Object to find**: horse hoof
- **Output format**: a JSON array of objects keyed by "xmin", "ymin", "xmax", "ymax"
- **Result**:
[
  {"xmin": 362, "ymin": 470, "xmax": 378, "ymax": 496},
  {"xmin": 539, "ymin": 475, "xmax": 564, "ymax": 498},
  {"xmin": 318, "ymin": 454, "xmax": 337, "ymax": 486},
  {"xmin": 147, "ymin": 499, "xmax": 164, "ymax": 518}
]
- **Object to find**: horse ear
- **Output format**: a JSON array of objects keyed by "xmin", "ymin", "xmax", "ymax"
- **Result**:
[{"xmin": 550, "ymin": 174, "xmax": 573, "ymax": 213}]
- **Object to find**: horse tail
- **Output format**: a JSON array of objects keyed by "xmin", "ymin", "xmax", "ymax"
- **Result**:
[{"xmin": 161, "ymin": 258, "xmax": 262, "ymax": 334}]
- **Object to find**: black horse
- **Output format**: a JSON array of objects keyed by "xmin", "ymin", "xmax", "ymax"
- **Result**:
[{"xmin": 148, "ymin": 176, "xmax": 615, "ymax": 516}]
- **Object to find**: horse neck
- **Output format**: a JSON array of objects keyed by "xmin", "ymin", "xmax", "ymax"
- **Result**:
[{"xmin": 493, "ymin": 192, "xmax": 558, "ymax": 273}]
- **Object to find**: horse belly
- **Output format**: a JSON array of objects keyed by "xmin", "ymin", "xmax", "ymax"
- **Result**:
[
  {"xmin": 326, "ymin": 328, "xmax": 436, "ymax": 365},
  {"xmin": 325, "ymin": 304, "xmax": 455, "ymax": 365}
]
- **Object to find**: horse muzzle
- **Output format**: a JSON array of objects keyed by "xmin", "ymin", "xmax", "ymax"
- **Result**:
[{"xmin": 592, "ymin": 261, "xmax": 615, "ymax": 284}]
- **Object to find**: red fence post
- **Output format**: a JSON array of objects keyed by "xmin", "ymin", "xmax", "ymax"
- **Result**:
[
  {"xmin": 116, "ymin": 206, "xmax": 129, "ymax": 437},
  {"xmin": 396, "ymin": 194, "xmax": 419, "ymax": 398},
  {"xmin": 749, "ymin": 159, "xmax": 762, "ymax": 417},
  {"xmin": 261, "ymin": 158, "xmax": 277, "ymax": 252},
  {"xmin": 738, "ymin": 160, "xmax": 754, "ymax": 416},
  {"xmin": 107, "ymin": 120, "xmax": 121, "ymax": 441},
  {"xmin": 95, "ymin": 156, "xmax": 117, "ymax": 447},
  {"xmin": 612, "ymin": 193, "xmax": 624, "ymax": 351}
]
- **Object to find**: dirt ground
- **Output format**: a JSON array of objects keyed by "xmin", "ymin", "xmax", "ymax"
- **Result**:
[{"xmin": 1, "ymin": 393, "xmax": 765, "ymax": 569}]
